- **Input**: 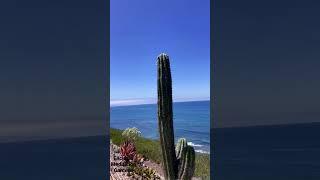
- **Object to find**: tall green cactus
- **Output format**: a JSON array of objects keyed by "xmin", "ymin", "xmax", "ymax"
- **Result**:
[
  {"xmin": 157, "ymin": 53, "xmax": 177, "ymax": 179},
  {"xmin": 157, "ymin": 53, "xmax": 195, "ymax": 180}
]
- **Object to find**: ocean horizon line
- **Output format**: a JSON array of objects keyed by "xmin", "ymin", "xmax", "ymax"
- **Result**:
[{"xmin": 110, "ymin": 97, "xmax": 210, "ymax": 107}]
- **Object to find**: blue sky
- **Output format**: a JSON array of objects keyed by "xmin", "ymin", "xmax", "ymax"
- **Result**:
[{"xmin": 111, "ymin": 0, "xmax": 210, "ymax": 105}]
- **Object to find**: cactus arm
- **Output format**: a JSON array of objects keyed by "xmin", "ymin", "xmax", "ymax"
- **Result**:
[
  {"xmin": 178, "ymin": 146, "xmax": 195, "ymax": 180},
  {"xmin": 176, "ymin": 138, "xmax": 188, "ymax": 160}
]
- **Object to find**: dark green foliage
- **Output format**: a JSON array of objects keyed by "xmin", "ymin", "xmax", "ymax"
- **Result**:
[{"xmin": 194, "ymin": 153, "xmax": 210, "ymax": 179}]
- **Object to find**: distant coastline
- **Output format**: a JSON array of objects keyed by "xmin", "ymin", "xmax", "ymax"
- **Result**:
[{"xmin": 110, "ymin": 98, "xmax": 210, "ymax": 107}]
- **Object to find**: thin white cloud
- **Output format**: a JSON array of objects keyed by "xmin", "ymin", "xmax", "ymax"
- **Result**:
[
  {"xmin": 110, "ymin": 97, "xmax": 209, "ymax": 107},
  {"xmin": 110, "ymin": 98, "xmax": 156, "ymax": 107}
]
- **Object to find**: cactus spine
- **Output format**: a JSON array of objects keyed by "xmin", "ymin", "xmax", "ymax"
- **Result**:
[
  {"xmin": 157, "ymin": 53, "xmax": 195, "ymax": 180},
  {"xmin": 157, "ymin": 53, "xmax": 177, "ymax": 179}
]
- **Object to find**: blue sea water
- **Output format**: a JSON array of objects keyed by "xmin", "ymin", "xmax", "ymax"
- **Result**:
[{"xmin": 110, "ymin": 100, "xmax": 210, "ymax": 153}]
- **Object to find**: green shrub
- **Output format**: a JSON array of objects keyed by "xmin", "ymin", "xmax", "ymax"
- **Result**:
[{"xmin": 122, "ymin": 127, "xmax": 141, "ymax": 142}]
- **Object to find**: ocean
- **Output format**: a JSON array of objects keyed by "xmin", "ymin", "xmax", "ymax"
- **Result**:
[{"xmin": 110, "ymin": 100, "xmax": 210, "ymax": 154}]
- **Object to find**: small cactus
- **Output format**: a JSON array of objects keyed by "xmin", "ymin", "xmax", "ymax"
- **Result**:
[
  {"xmin": 177, "ymin": 146, "xmax": 196, "ymax": 180},
  {"xmin": 176, "ymin": 138, "xmax": 187, "ymax": 160}
]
